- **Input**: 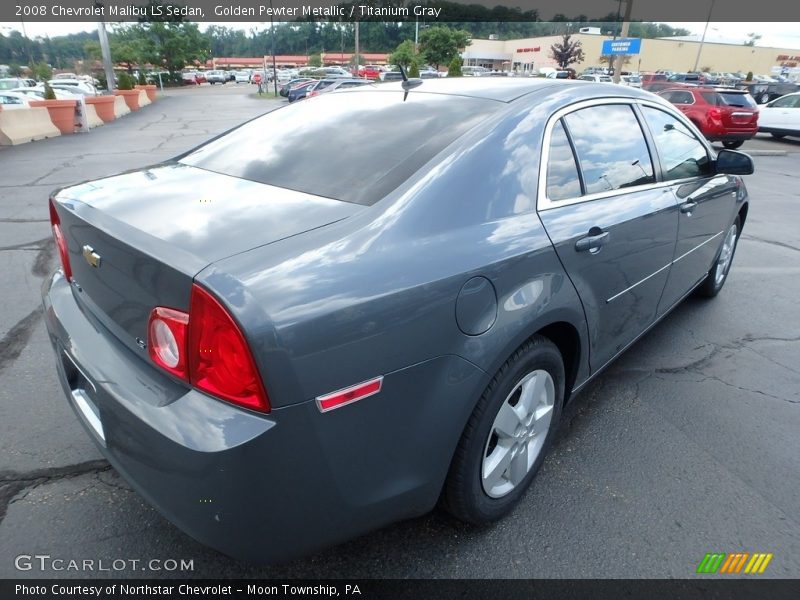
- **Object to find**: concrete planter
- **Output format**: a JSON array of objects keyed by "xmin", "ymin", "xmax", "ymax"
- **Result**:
[
  {"xmin": 28, "ymin": 99, "xmax": 78, "ymax": 134},
  {"xmin": 114, "ymin": 89, "xmax": 141, "ymax": 111},
  {"xmin": 135, "ymin": 84, "xmax": 158, "ymax": 102},
  {"xmin": 85, "ymin": 95, "xmax": 116, "ymax": 123}
]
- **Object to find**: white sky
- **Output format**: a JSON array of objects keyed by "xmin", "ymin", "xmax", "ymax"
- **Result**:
[{"xmin": 2, "ymin": 21, "xmax": 800, "ymax": 50}]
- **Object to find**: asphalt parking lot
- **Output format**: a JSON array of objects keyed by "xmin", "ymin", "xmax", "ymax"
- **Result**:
[{"xmin": 0, "ymin": 83, "xmax": 798, "ymax": 579}]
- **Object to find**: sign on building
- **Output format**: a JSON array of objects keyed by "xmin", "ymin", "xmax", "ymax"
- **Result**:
[{"xmin": 601, "ymin": 38, "xmax": 642, "ymax": 55}]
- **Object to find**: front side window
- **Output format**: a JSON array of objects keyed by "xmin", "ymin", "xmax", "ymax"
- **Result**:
[
  {"xmin": 564, "ymin": 104, "xmax": 656, "ymax": 194},
  {"xmin": 769, "ymin": 95, "xmax": 799, "ymax": 109},
  {"xmin": 641, "ymin": 106, "xmax": 711, "ymax": 181},
  {"xmin": 546, "ymin": 120, "xmax": 582, "ymax": 201}
]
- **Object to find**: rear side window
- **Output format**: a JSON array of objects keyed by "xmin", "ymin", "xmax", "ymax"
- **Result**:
[
  {"xmin": 717, "ymin": 92, "xmax": 756, "ymax": 108},
  {"xmin": 770, "ymin": 94, "xmax": 800, "ymax": 108},
  {"xmin": 663, "ymin": 91, "xmax": 694, "ymax": 105},
  {"xmin": 546, "ymin": 121, "xmax": 582, "ymax": 201},
  {"xmin": 564, "ymin": 104, "xmax": 656, "ymax": 194},
  {"xmin": 181, "ymin": 91, "xmax": 498, "ymax": 206},
  {"xmin": 641, "ymin": 107, "xmax": 711, "ymax": 181}
]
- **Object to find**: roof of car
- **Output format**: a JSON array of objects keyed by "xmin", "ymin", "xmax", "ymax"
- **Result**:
[{"xmin": 363, "ymin": 77, "xmax": 653, "ymax": 103}]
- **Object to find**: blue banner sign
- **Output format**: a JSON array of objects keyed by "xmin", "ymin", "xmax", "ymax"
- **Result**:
[{"xmin": 602, "ymin": 38, "xmax": 642, "ymax": 55}]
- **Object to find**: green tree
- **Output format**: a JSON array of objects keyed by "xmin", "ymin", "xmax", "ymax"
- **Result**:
[
  {"xmin": 419, "ymin": 27, "xmax": 471, "ymax": 70},
  {"xmin": 550, "ymin": 33, "xmax": 585, "ymax": 69},
  {"xmin": 30, "ymin": 62, "xmax": 52, "ymax": 82},
  {"xmin": 448, "ymin": 56, "xmax": 463, "ymax": 77},
  {"xmin": 390, "ymin": 40, "xmax": 417, "ymax": 69},
  {"xmin": 308, "ymin": 53, "xmax": 322, "ymax": 67},
  {"xmin": 117, "ymin": 72, "xmax": 134, "ymax": 90},
  {"xmin": 408, "ymin": 59, "xmax": 420, "ymax": 78},
  {"xmin": 744, "ymin": 33, "xmax": 761, "ymax": 47},
  {"xmin": 129, "ymin": 21, "xmax": 209, "ymax": 75}
]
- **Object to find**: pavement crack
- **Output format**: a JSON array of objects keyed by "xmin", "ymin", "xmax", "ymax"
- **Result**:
[
  {"xmin": 0, "ymin": 460, "xmax": 111, "ymax": 524},
  {"xmin": 0, "ymin": 307, "xmax": 44, "ymax": 375}
]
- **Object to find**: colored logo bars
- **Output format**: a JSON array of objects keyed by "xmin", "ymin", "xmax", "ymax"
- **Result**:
[{"xmin": 697, "ymin": 552, "xmax": 773, "ymax": 574}]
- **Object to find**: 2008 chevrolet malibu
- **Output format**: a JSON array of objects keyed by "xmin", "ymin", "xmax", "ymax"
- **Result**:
[{"xmin": 43, "ymin": 78, "xmax": 753, "ymax": 563}]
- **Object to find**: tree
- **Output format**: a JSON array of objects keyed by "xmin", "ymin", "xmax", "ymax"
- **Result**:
[
  {"xmin": 419, "ymin": 26, "xmax": 471, "ymax": 70},
  {"xmin": 448, "ymin": 56, "xmax": 463, "ymax": 77},
  {"xmin": 744, "ymin": 33, "xmax": 761, "ymax": 47},
  {"xmin": 308, "ymin": 53, "xmax": 322, "ymax": 67},
  {"xmin": 30, "ymin": 62, "xmax": 52, "ymax": 82},
  {"xmin": 550, "ymin": 34, "xmax": 585, "ymax": 69},
  {"xmin": 390, "ymin": 40, "xmax": 417, "ymax": 69},
  {"xmin": 408, "ymin": 59, "xmax": 420, "ymax": 78}
]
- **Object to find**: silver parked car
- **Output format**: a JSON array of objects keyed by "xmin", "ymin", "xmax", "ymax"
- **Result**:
[{"xmin": 44, "ymin": 78, "xmax": 752, "ymax": 563}]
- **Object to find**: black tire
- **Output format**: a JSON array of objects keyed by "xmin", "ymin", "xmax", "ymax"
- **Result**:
[
  {"xmin": 442, "ymin": 335, "xmax": 564, "ymax": 524},
  {"xmin": 722, "ymin": 140, "xmax": 744, "ymax": 150},
  {"xmin": 759, "ymin": 93, "xmax": 770, "ymax": 104},
  {"xmin": 771, "ymin": 133, "xmax": 786, "ymax": 140},
  {"xmin": 696, "ymin": 216, "xmax": 741, "ymax": 298}
]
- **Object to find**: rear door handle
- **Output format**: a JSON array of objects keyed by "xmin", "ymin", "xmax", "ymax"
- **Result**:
[
  {"xmin": 575, "ymin": 231, "xmax": 609, "ymax": 252},
  {"xmin": 680, "ymin": 201, "xmax": 698, "ymax": 214}
]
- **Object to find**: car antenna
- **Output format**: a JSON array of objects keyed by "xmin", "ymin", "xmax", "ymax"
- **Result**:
[{"xmin": 398, "ymin": 64, "xmax": 423, "ymax": 101}]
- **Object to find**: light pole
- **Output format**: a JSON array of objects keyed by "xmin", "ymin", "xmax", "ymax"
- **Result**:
[
  {"xmin": 612, "ymin": 0, "xmax": 633, "ymax": 84},
  {"xmin": 692, "ymin": 0, "xmax": 717, "ymax": 73},
  {"xmin": 269, "ymin": 0, "xmax": 278, "ymax": 95}
]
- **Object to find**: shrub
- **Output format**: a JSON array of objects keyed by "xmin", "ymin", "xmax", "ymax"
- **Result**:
[
  {"xmin": 137, "ymin": 71, "xmax": 147, "ymax": 85},
  {"xmin": 117, "ymin": 72, "xmax": 134, "ymax": 90},
  {"xmin": 409, "ymin": 59, "xmax": 420, "ymax": 78},
  {"xmin": 43, "ymin": 82, "xmax": 57, "ymax": 100},
  {"xmin": 745, "ymin": 71, "xmax": 753, "ymax": 81},
  {"xmin": 448, "ymin": 56, "xmax": 463, "ymax": 78}
]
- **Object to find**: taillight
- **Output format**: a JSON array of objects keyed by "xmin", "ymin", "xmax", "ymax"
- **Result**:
[
  {"xmin": 708, "ymin": 108, "xmax": 723, "ymax": 120},
  {"xmin": 148, "ymin": 307, "xmax": 189, "ymax": 379},
  {"xmin": 49, "ymin": 198, "xmax": 72, "ymax": 281},
  {"xmin": 147, "ymin": 284, "xmax": 270, "ymax": 413}
]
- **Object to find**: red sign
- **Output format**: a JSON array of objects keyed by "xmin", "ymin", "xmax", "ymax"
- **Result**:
[{"xmin": 516, "ymin": 47, "xmax": 541, "ymax": 53}]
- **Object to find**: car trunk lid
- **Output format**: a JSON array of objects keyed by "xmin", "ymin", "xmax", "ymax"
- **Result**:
[{"xmin": 53, "ymin": 163, "xmax": 361, "ymax": 354}]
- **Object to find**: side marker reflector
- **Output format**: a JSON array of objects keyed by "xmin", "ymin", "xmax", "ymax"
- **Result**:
[{"xmin": 316, "ymin": 376, "xmax": 383, "ymax": 413}]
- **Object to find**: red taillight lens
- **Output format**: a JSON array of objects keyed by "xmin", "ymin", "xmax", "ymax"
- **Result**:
[
  {"xmin": 148, "ymin": 307, "xmax": 189, "ymax": 379},
  {"xmin": 147, "ymin": 285, "xmax": 270, "ymax": 413},
  {"xmin": 49, "ymin": 198, "xmax": 72, "ymax": 281},
  {"xmin": 708, "ymin": 108, "xmax": 723, "ymax": 119},
  {"xmin": 187, "ymin": 284, "xmax": 270, "ymax": 413}
]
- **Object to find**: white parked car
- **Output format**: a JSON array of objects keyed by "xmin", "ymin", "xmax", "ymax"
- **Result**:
[
  {"xmin": 758, "ymin": 92, "xmax": 800, "ymax": 139},
  {"xmin": 619, "ymin": 75, "xmax": 642, "ymax": 88},
  {"xmin": 47, "ymin": 79, "xmax": 98, "ymax": 96},
  {"xmin": 0, "ymin": 91, "xmax": 32, "ymax": 109},
  {"xmin": 234, "ymin": 70, "xmax": 251, "ymax": 83},
  {"xmin": 11, "ymin": 86, "xmax": 80, "ymax": 100},
  {"xmin": 579, "ymin": 74, "xmax": 613, "ymax": 83}
]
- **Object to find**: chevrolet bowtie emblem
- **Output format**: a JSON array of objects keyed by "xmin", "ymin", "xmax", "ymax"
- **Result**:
[{"xmin": 82, "ymin": 245, "xmax": 102, "ymax": 268}]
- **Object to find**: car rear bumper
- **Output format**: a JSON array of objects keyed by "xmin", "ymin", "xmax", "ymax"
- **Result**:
[{"xmin": 42, "ymin": 271, "xmax": 485, "ymax": 563}]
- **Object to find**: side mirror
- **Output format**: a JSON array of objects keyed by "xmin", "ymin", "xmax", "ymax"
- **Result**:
[{"xmin": 715, "ymin": 149, "xmax": 754, "ymax": 175}]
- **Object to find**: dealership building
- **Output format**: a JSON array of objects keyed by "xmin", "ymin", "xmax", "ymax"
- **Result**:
[{"xmin": 462, "ymin": 31, "xmax": 800, "ymax": 77}]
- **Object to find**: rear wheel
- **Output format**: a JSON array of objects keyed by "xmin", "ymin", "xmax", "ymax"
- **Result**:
[
  {"xmin": 696, "ymin": 217, "xmax": 741, "ymax": 298},
  {"xmin": 442, "ymin": 335, "xmax": 564, "ymax": 523},
  {"xmin": 759, "ymin": 93, "xmax": 770, "ymax": 104},
  {"xmin": 722, "ymin": 140, "xmax": 744, "ymax": 149}
]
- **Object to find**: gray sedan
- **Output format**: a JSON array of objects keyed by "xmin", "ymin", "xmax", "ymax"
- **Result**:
[{"xmin": 42, "ymin": 78, "xmax": 752, "ymax": 563}]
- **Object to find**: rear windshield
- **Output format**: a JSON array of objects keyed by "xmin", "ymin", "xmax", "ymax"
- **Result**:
[
  {"xmin": 181, "ymin": 91, "xmax": 498, "ymax": 205},
  {"xmin": 717, "ymin": 92, "xmax": 757, "ymax": 108}
]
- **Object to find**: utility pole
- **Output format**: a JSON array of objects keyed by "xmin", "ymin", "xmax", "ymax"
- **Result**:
[
  {"xmin": 612, "ymin": 0, "xmax": 633, "ymax": 84},
  {"xmin": 608, "ymin": 0, "xmax": 623, "ymax": 74},
  {"xmin": 692, "ymin": 0, "xmax": 716, "ymax": 73},
  {"xmin": 354, "ymin": 20, "xmax": 360, "ymax": 74},
  {"xmin": 269, "ymin": 0, "xmax": 277, "ymax": 95},
  {"xmin": 95, "ymin": 4, "xmax": 115, "ymax": 92}
]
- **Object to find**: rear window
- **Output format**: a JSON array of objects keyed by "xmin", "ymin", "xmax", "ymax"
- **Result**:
[
  {"xmin": 717, "ymin": 92, "xmax": 757, "ymax": 108},
  {"xmin": 181, "ymin": 91, "xmax": 498, "ymax": 206}
]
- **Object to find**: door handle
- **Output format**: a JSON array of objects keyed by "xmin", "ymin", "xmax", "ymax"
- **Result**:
[
  {"xmin": 680, "ymin": 201, "xmax": 698, "ymax": 214},
  {"xmin": 575, "ymin": 231, "xmax": 609, "ymax": 252}
]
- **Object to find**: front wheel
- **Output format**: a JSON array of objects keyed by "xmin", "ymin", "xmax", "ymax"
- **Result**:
[
  {"xmin": 696, "ymin": 217, "xmax": 741, "ymax": 298},
  {"xmin": 722, "ymin": 140, "xmax": 744, "ymax": 149},
  {"xmin": 442, "ymin": 335, "xmax": 564, "ymax": 524}
]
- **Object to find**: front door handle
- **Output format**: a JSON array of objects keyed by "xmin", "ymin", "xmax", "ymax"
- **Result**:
[
  {"xmin": 680, "ymin": 201, "xmax": 698, "ymax": 214},
  {"xmin": 575, "ymin": 231, "xmax": 609, "ymax": 252}
]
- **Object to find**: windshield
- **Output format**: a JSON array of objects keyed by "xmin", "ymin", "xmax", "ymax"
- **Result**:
[
  {"xmin": 717, "ymin": 92, "xmax": 757, "ymax": 108},
  {"xmin": 181, "ymin": 90, "xmax": 499, "ymax": 206}
]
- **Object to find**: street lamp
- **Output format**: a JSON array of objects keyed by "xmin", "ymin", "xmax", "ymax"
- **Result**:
[{"xmin": 269, "ymin": 0, "xmax": 278, "ymax": 95}]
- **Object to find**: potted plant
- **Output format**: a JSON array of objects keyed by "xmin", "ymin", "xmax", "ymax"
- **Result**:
[
  {"xmin": 134, "ymin": 71, "xmax": 158, "ymax": 102},
  {"xmin": 29, "ymin": 83, "xmax": 78, "ymax": 134},
  {"xmin": 114, "ymin": 72, "xmax": 141, "ymax": 111},
  {"xmin": 85, "ymin": 92, "xmax": 117, "ymax": 123}
]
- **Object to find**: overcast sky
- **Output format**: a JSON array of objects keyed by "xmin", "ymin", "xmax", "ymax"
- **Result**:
[{"xmin": 2, "ymin": 21, "xmax": 800, "ymax": 50}]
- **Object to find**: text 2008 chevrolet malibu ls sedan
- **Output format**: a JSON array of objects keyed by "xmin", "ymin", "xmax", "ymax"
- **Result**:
[{"xmin": 43, "ymin": 78, "xmax": 753, "ymax": 563}]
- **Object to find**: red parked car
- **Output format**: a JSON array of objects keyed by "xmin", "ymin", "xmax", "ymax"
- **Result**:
[
  {"xmin": 658, "ymin": 87, "xmax": 759, "ymax": 149},
  {"xmin": 358, "ymin": 64, "xmax": 384, "ymax": 79}
]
